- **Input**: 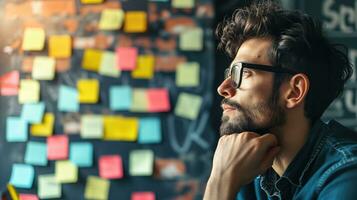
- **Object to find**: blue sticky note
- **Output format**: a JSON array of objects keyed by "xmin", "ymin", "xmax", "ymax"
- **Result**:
[
  {"xmin": 58, "ymin": 85, "xmax": 79, "ymax": 112},
  {"xmin": 9, "ymin": 164, "xmax": 35, "ymax": 189},
  {"xmin": 110, "ymin": 86, "xmax": 132, "ymax": 110},
  {"xmin": 70, "ymin": 142, "xmax": 93, "ymax": 167},
  {"xmin": 138, "ymin": 117, "xmax": 162, "ymax": 144},
  {"xmin": 21, "ymin": 102, "xmax": 45, "ymax": 123},
  {"xmin": 25, "ymin": 141, "xmax": 47, "ymax": 166},
  {"xmin": 6, "ymin": 117, "xmax": 28, "ymax": 142}
]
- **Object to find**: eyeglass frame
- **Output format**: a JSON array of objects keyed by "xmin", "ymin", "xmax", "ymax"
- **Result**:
[{"xmin": 224, "ymin": 62, "xmax": 299, "ymax": 89}]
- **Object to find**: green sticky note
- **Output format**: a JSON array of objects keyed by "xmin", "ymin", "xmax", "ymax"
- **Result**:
[
  {"xmin": 24, "ymin": 141, "xmax": 47, "ymax": 166},
  {"xmin": 55, "ymin": 160, "xmax": 78, "ymax": 183},
  {"xmin": 99, "ymin": 51, "xmax": 120, "ymax": 77},
  {"xmin": 179, "ymin": 27, "xmax": 203, "ymax": 51},
  {"xmin": 176, "ymin": 62, "xmax": 200, "ymax": 87},
  {"xmin": 129, "ymin": 149, "xmax": 154, "ymax": 176},
  {"xmin": 85, "ymin": 176, "xmax": 110, "ymax": 200},
  {"xmin": 172, "ymin": 0, "xmax": 195, "ymax": 9},
  {"xmin": 174, "ymin": 92, "xmax": 202, "ymax": 120},
  {"xmin": 80, "ymin": 115, "xmax": 103, "ymax": 139},
  {"xmin": 130, "ymin": 89, "xmax": 148, "ymax": 112},
  {"xmin": 99, "ymin": 9, "xmax": 124, "ymax": 30},
  {"xmin": 38, "ymin": 175, "xmax": 61, "ymax": 199}
]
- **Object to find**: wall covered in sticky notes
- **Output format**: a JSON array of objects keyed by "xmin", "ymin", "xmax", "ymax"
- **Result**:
[{"xmin": 0, "ymin": 0, "xmax": 216, "ymax": 199}]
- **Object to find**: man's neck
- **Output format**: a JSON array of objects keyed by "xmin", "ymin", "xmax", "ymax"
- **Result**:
[{"xmin": 271, "ymin": 111, "xmax": 311, "ymax": 177}]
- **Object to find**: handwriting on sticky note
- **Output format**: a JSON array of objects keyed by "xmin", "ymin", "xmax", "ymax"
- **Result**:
[
  {"xmin": 147, "ymin": 88, "xmax": 170, "ymax": 112},
  {"xmin": 49, "ymin": 35, "xmax": 72, "ymax": 58},
  {"xmin": 9, "ymin": 164, "xmax": 34, "ymax": 189},
  {"xmin": 99, "ymin": 9, "xmax": 124, "ymax": 30},
  {"xmin": 47, "ymin": 135, "xmax": 68, "ymax": 160},
  {"xmin": 132, "ymin": 55, "xmax": 155, "ymax": 79},
  {"xmin": 99, "ymin": 155, "xmax": 123, "ymax": 179},
  {"xmin": 6, "ymin": 117, "xmax": 28, "ymax": 142},
  {"xmin": 129, "ymin": 149, "xmax": 154, "ymax": 176},
  {"xmin": 174, "ymin": 92, "xmax": 202, "ymax": 120},
  {"xmin": 70, "ymin": 142, "xmax": 93, "ymax": 167},
  {"xmin": 77, "ymin": 79, "xmax": 100, "ymax": 103},
  {"xmin": 176, "ymin": 62, "xmax": 200, "ymax": 87},
  {"xmin": 55, "ymin": 160, "xmax": 78, "ymax": 183},
  {"xmin": 18, "ymin": 79, "xmax": 40, "ymax": 104},
  {"xmin": 138, "ymin": 118, "xmax": 162, "ymax": 144},
  {"xmin": 38, "ymin": 175, "xmax": 61, "ymax": 199},
  {"xmin": 116, "ymin": 47, "xmax": 138, "ymax": 70},
  {"xmin": 104, "ymin": 116, "xmax": 138, "ymax": 141},
  {"xmin": 25, "ymin": 141, "xmax": 47, "ymax": 166},
  {"xmin": 124, "ymin": 11, "xmax": 147, "ymax": 33},
  {"xmin": 80, "ymin": 115, "xmax": 103, "ymax": 139},
  {"xmin": 109, "ymin": 86, "xmax": 132, "ymax": 110},
  {"xmin": 31, "ymin": 113, "xmax": 55, "ymax": 137},
  {"xmin": 84, "ymin": 176, "xmax": 110, "ymax": 200},
  {"xmin": 58, "ymin": 85, "xmax": 79, "ymax": 112},
  {"xmin": 22, "ymin": 28, "xmax": 45, "ymax": 51}
]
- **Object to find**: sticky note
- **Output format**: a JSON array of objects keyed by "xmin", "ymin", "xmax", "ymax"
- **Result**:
[
  {"xmin": 77, "ymin": 79, "xmax": 100, "ymax": 103},
  {"xmin": 129, "ymin": 150, "xmax": 154, "ymax": 176},
  {"xmin": 6, "ymin": 117, "xmax": 28, "ymax": 142},
  {"xmin": 174, "ymin": 93, "xmax": 202, "ymax": 120},
  {"xmin": 104, "ymin": 116, "xmax": 138, "ymax": 141},
  {"xmin": 138, "ymin": 118, "xmax": 161, "ymax": 144},
  {"xmin": 80, "ymin": 0, "xmax": 103, "ymax": 4},
  {"xmin": 70, "ymin": 142, "xmax": 93, "ymax": 167},
  {"xmin": 9, "ymin": 164, "xmax": 34, "ymax": 189},
  {"xmin": 124, "ymin": 11, "xmax": 147, "ymax": 33},
  {"xmin": 109, "ymin": 86, "xmax": 132, "ymax": 110},
  {"xmin": 82, "ymin": 49, "xmax": 102, "ymax": 71},
  {"xmin": 0, "ymin": 70, "xmax": 19, "ymax": 96},
  {"xmin": 132, "ymin": 55, "xmax": 155, "ymax": 79},
  {"xmin": 31, "ymin": 113, "xmax": 55, "ymax": 137},
  {"xmin": 99, "ymin": 9, "xmax": 125, "ymax": 30},
  {"xmin": 19, "ymin": 194, "xmax": 39, "ymax": 200},
  {"xmin": 132, "ymin": 192, "xmax": 156, "ymax": 200},
  {"xmin": 176, "ymin": 62, "xmax": 200, "ymax": 87},
  {"xmin": 47, "ymin": 135, "xmax": 68, "ymax": 160},
  {"xmin": 147, "ymin": 88, "xmax": 170, "ymax": 112},
  {"xmin": 172, "ymin": 0, "xmax": 195, "ymax": 9},
  {"xmin": 179, "ymin": 27, "xmax": 203, "ymax": 51},
  {"xmin": 55, "ymin": 160, "xmax": 78, "ymax": 183},
  {"xmin": 80, "ymin": 115, "xmax": 103, "ymax": 139},
  {"xmin": 49, "ymin": 35, "xmax": 71, "ymax": 58},
  {"xmin": 58, "ymin": 85, "xmax": 79, "ymax": 112},
  {"xmin": 38, "ymin": 175, "xmax": 61, "ymax": 199},
  {"xmin": 22, "ymin": 28, "xmax": 45, "ymax": 51},
  {"xmin": 99, "ymin": 155, "xmax": 123, "ymax": 179},
  {"xmin": 85, "ymin": 176, "xmax": 110, "ymax": 200},
  {"xmin": 32, "ymin": 56, "xmax": 56, "ymax": 80},
  {"xmin": 116, "ymin": 47, "xmax": 138, "ymax": 70},
  {"xmin": 130, "ymin": 89, "xmax": 148, "ymax": 112},
  {"xmin": 99, "ymin": 51, "xmax": 120, "ymax": 77},
  {"xmin": 24, "ymin": 141, "xmax": 47, "ymax": 166},
  {"xmin": 18, "ymin": 79, "xmax": 40, "ymax": 104},
  {"xmin": 21, "ymin": 102, "xmax": 45, "ymax": 124}
]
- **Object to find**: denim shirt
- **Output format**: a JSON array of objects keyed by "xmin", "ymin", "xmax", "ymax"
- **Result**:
[{"xmin": 237, "ymin": 119, "xmax": 357, "ymax": 200}]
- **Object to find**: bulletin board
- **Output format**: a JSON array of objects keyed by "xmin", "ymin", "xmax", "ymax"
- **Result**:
[{"xmin": 0, "ymin": 0, "xmax": 217, "ymax": 199}]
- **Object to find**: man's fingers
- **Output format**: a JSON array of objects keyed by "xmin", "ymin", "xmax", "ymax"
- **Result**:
[{"xmin": 257, "ymin": 133, "xmax": 279, "ymax": 150}]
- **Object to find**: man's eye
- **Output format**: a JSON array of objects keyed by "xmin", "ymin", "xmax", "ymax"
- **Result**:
[{"xmin": 242, "ymin": 70, "xmax": 251, "ymax": 76}]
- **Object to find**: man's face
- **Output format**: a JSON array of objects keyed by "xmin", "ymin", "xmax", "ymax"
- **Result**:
[{"xmin": 218, "ymin": 38, "xmax": 286, "ymax": 136}]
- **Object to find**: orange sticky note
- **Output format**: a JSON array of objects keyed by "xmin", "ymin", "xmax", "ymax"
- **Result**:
[
  {"xmin": 82, "ymin": 49, "xmax": 102, "ymax": 72},
  {"xmin": 49, "ymin": 35, "xmax": 72, "ymax": 58},
  {"xmin": 22, "ymin": 28, "xmax": 45, "ymax": 51},
  {"xmin": 124, "ymin": 11, "xmax": 147, "ymax": 33},
  {"xmin": 132, "ymin": 55, "xmax": 154, "ymax": 79},
  {"xmin": 104, "ymin": 116, "xmax": 138, "ymax": 141},
  {"xmin": 77, "ymin": 79, "xmax": 100, "ymax": 103},
  {"xmin": 31, "ymin": 113, "xmax": 55, "ymax": 137},
  {"xmin": 99, "ymin": 155, "xmax": 123, "ymax": 179},
  {"xmin": 0, "ymin": 70, "xmax": 19, "ymax": 96},
  {"xmin": 116, "ymin": 47, "xmax": 138, "ymax": 71},
  {"xmin": 147, "ymin": 88, "xmax": 170, "ymax": 112},
  {"xmin": 47, "ymin": 135, "xmax": 68, "ymax": 160}
]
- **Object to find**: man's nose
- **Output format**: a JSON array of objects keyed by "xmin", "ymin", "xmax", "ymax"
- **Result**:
[{"xmin": 217, "ymin": 78, "xmax": 236, "ymax": 98}]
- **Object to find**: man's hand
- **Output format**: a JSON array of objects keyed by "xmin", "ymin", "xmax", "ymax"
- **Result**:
[{"xmin": 204, "ymin": 132, "xmax": 280, "ymax": 200}]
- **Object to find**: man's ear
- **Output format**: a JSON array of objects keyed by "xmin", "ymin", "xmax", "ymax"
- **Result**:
[{"xmin": 284, "ymin": 73, "xmax": 310, "ymax": 109}]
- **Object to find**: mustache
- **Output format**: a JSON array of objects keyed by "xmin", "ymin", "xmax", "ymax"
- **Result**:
[{"xmin": 221, "ymin": 98, "xmax": 242, "ymax": 110}]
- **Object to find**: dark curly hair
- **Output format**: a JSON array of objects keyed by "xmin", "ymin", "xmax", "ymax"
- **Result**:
[{"xmin": 216, "ymin": 1, "xmax": 354, "ymax": 122}]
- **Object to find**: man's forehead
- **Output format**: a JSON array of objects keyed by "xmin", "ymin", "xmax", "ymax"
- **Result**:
[{"xmin": 232, "ymin": 38, "xmax": 273, "ymax": 66}]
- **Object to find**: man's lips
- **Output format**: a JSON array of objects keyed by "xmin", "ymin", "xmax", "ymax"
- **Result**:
[{"xmin": 222, "ymin": 104, "xmax": 236, "ymax": 112}]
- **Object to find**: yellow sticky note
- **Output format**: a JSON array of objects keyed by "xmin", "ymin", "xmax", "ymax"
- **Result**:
[
  {"xmin": 82, "ymin": 49, "xmax": 102, "ymax": 72},
  {"xmin": 172, "ymin": 0, "xmax": 195, "ymax": 9},
  {"xmin": 55, "ymin": 160, "xmax": 78, "ymax": 183},
  {"xmin": 130, "ymin": 89, "xmax": 148, "ymax": 112},
  {"xmin": 81, "ymin": 0, "xmax": 103, "ymax": 4},
  {"xmin": 180, "ymin": 27, "xmax": 203, "ymax": 51},
  {"xmin": 99, "ymin": 51, "xmax": 120, "ymax": 77},
  {"xmin": 18, "ymin": 79, "xmax": 40, "ymax": 104},
  {"xmin": 132, "ymin": 55, "xmax": 154, "ymax": 79},
  {"xmin": 49, "ymin": 35, "xmax": 72, "ymax": 58},
  {"xmin": 22, "ymin": 28, "xmax": 45, "ymax": 51},
  {"xmin": 85, "ymin": 176, "xmax": 110, "ymax": 200},
  {"xmin": 176, "ymin": 62, "xmax": 200, "ymax": 87},
  {"xmin": 124, "ymin": 11, "xmax": 147, "ymax": 33},
  {"xmin": 104, "ymin": 116, "xmax": 138, "ymax": 141},
  {"xmin": 99, "ymin": 9, "xmax": 125, "ymax": 30},
  {"xmin": 32, "ymin": 56, "xmax": 56, "ymax": 80},
  {"xmin": 77, "ymin": 79, "xmax": 100, "ymax": 103},
  {"xmin": 31, "ymin": 113, "xmax": 55, "ymax": 137}
]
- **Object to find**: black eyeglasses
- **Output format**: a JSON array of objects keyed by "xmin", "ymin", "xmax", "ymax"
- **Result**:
[{"xmin": 224, "ymin": 62, "xmax": 298, "ymax": 89}]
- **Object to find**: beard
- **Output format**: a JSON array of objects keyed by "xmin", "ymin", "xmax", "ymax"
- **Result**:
[{"xmin": 219, "ymin": 92, "xmax": 286, "ymax": 136}]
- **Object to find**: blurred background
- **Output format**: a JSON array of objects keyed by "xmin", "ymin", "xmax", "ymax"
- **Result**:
[{"xmin": 0, "ymin": 0, "xmax": 355, "ymax": 199}]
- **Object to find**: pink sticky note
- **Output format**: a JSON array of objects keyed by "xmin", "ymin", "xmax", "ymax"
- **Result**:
[
  {"xmin": 147, "ymin": 88, "xmax": 170, "ymax": 112},
  {"xmin": 99, "ymin": 155, "xmax": 123, "ymax": 179},
  {"xmin": 132, "ymin": 192, "xmax": 155, "ymax": 200},
  {"xmin": 47, "ymin": 135, "xmax": 68, "ymax": 160},
  {"xmin": 0, "ymin": 70, "xmax": 19, "ymax": 96},
  {"xmin": 19, "ymin": 194, "xmax": 39, "ymax": 200},
  {"xmin": 116, "ymin": 47, "xmax": 138, "ymax": 70}
]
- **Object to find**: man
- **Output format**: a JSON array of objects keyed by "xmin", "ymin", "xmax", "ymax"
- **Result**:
[{"xmin": 204, "ymin": 1, "xmax": 357, "ymax": 200}]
